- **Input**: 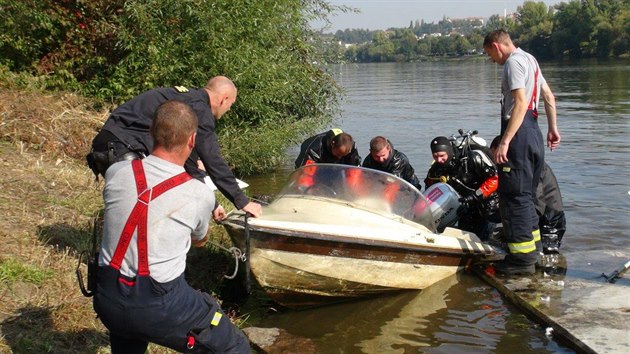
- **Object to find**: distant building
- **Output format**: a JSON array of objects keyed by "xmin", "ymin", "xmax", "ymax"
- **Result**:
[
  {"xmin": 419, "ymin": 33, "xmax": 442, "ymax": 39},
  {"xmin": 450, "ymin": 16, "xmax": 484, "ymax": 25}
]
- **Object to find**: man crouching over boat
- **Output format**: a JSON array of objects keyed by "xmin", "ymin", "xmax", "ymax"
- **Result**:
[{"xmin": 93, "ymin": 100, "xmax": 250, "ymax": 353}]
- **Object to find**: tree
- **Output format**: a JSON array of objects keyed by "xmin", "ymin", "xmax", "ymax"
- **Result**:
[
  {"xmin": 611, "ymin": 3, "xmax": 630, "ymax": 56},
  {"xmin": 391, "ymin": 29, "xmax": 418, "ymax": 61},
  {"xmin": 0, "ymin": 0, "xmax": 346, "ymax": 174},
  {"xmin": 313, "ymin": 0, "xmax": 630, "ymax": 62},
  {"xmin": 468, "ymin": 32, "xmax": 485, "ymax": 53},
  {"xmin": 452, "ymin": 34, "xmax": 473, "ymax": 55},
  {"xmin": 552, "ymin": 0, "xmax": 589, "ymax": 58},
  {"xmin": 431, "ymin": 36, "xmax": 452, "ymax": 56},
  {"xmin": 484, "ymin": 14, "xmax": 517, "ymax": 33},
  {"xmin": 416, "ymin": 40, "xmax": 430, "ymax": 56},
  {"xmin": 550, "ymin": 0, "xmax": 630, "ymax": 58},
  {"xmin": 367, "ymin": 31, "xmax": 395, "ymax": 61},
  {"xmin": 334, "ymin": 28, "xmax": 374, "ymax": 44},
  {"xmin": 322, "ymin": 39, "xmax": 346, "ymax": 63},
  {"xmin": 344, "ymin": 45, "xmax": 358, "ymax": 62},
  {"xmin": 590, "ymin": 0, "xmax": 630, "ymax": 57},
  {"xmin": 514, "ymin": 1, "xmax": 555, "ymax": 59}
]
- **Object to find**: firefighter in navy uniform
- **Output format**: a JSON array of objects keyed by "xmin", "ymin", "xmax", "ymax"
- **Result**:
[
  {"xmin": 484, "ymin": 30, "xmax": 561, "ymax": 275},
  {"xmin": 87, "ymin": 76, "xmax": 261, "ymax": 218},
  {"xmin": 424, "ymin": 136, "xmax": 499, "ymax": 241},
  {"xmin": 93, "ymin": 101, "xmax": 250, "ymax": 353},
  {"xmin": 294, "ymin": 128, "xmax": 361, "ymax": 168},
  {"xmin": 490, "ymin": 135, "xmax": 566, "ymax": 254}
]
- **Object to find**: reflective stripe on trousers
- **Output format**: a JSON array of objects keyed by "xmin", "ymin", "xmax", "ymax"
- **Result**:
[{"xmin": 507, "ymin": 229, "xmax": 541, "ymax": 254}]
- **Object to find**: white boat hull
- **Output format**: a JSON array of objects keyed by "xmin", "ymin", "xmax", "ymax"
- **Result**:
[{"xmin": 221, "ymin": 165, "xmax": 496, "ymax": 308}]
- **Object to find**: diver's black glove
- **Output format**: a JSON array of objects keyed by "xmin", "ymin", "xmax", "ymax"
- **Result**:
[{"xmin": 459, "ymin": 189, "xmax": 483, "ymax": 204}]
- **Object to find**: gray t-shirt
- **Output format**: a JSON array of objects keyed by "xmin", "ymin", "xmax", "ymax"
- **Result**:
[
  {"xmin": 501, "ymin": 47, "xmax": 547, "ymax": 121},
  {"xmin": 99, "ymin": 155, "xmax": 215, "ymax": 282}
]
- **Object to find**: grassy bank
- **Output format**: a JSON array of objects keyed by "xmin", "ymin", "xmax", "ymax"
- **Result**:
[
  {"xmin": 0, "ymin": 88, "xmax": 257, "ymax": 353},
  {"xmin": 0, "ymin": 136, "xmax": 108, "ymax": 352}
]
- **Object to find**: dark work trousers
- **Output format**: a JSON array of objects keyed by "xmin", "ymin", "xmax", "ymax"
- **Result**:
[
  {"xmin": 93, "ymin": 266, "xmax": 251, "ymax": 353},
  {"xmin": 498, "ymin": 111, "xmax": 544, "ymax": 266},
  {"xmin": 88, "ymin": 130, "xmax": 144, "ymax": 177},
  {"xmin": 91, "ymin": 129, "xmax": 141, "ymax": 161},
  {"xmin": 92, "ymin": 129, "xmax": 121, "ymax": 152}
]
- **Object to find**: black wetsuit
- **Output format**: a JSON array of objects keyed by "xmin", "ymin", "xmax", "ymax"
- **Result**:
[
  {"xmin": 535, "ymin": 162, "xmax": 566, "ymax": 253},
  {"xmin": 294, "ymin": 129, "xmax": 361, "ymax": 168},
  {"xmin": 362, "ymin": 143, "xmax": 422, "ymax": 191}
]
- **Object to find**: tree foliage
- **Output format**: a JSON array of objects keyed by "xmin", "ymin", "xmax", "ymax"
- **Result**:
[
  {"xmin": 512, "ymin": 1, "xmax": 555, "ymax": 59},
  {"xmin": 323, "ymin": 0, "xmax": 630, "ymax": 62},
  {"xmin": 0, "ymin": 0, "xmax": 344, "ymax": 174},
  {"xmin": 334, "ymin": 28, "xmax": 374, "ymax": 43}
]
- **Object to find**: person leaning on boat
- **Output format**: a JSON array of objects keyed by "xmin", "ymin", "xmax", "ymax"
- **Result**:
[
  {"xmin": 362, "ymin": 136, "xmax": 422, "ymax": 191},
  {"xmin": 424, "ymin": 136, "xmax": 500, "ymax": 241},
  {"xmin": 86, "ymin": 75, "xmax": 262, "ymax": 218},
  {"xmin": 93, "ymin": 100, "xmax": 250, "ymax": 353},
  {"xmin": 483, "ymin": 29, "xmax": 561, "ymax": 275},
  {"xmin": 490, "ymin": 135, "xmax": 566, "ymax": 255},
  {"xmin": 294, "ymin": 128, "xmax": 361, "ymax": 168}
]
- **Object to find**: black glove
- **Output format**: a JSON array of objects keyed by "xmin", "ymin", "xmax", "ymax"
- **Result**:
[{"xmin": 459, "ymin": 189, "xmax": 483, "ymax": 204}]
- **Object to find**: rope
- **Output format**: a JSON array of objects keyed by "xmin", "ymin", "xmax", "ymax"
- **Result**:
[
  {"xmin": 248, "ymin": 196, "xmax": 271, "ymax": 206},
  {"xmin": 244, "ymin": 213, "xmax": 252, "ymax": 293},
  {"xmin": 206, "ymin": 240, "xmax": 246, "ymax": 280}
]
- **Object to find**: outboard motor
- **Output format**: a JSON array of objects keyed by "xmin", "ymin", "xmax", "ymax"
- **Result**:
[{"xmin": 423, "ymin": 183, "xmax": 461, "ymax": 232}]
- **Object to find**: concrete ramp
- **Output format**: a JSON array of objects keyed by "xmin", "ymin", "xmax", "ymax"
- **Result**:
[{"xmin": 475, "ymin": 250, "xmax": 630, "ymax": 354}]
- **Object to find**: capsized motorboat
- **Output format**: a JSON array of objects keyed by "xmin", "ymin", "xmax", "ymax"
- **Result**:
[{"xmin": 221, "ymin": 164, "xmax": 496, "ymax": 308}]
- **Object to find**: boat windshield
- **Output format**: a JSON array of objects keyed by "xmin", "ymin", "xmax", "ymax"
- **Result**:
[{"xmin": 276, "ymin": 164, "xmax": 436, "ymax": 231}]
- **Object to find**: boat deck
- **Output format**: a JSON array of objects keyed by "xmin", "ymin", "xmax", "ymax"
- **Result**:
[
  {"xmin": 244, "ymin": 196, "xmax": 486, "ymax": 248},
  {"xmin": 475, "ymin": 249, "xmax": 630, "ymax": 354}
]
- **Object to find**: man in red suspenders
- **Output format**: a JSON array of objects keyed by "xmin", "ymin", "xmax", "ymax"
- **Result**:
[
  {"xmin": 483, "ymin": 30, "xmax": 561, "ymax": 275},
  {"xmin": 93, "ymin": 100, "xmax": 250, "ymax": 353}
]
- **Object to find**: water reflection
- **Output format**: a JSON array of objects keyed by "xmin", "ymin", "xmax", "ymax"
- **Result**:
[
  {"xmin": 258, "ymin": 274, "xmax": 477, "ymax": 353},
  {"xmin": 256, "ymin": 271, "xmax": 574, "ymax": 353},
  {"xmin": 356, "ymin": 274, "xmax": 461, "ymax": 353},
  {"xmin": 549, "ymin": 60, "xmax": 630, "ymax": 116}
]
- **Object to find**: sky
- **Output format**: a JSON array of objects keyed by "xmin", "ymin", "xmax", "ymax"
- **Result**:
[{"xmin": 314, "ymin": 0, "xmax": 565, "ymax": 32}]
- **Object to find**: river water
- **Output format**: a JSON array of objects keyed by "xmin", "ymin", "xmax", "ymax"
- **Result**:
[{"xmin": 244, "ymin": 59, "xmax": 630, "ymax": 353}]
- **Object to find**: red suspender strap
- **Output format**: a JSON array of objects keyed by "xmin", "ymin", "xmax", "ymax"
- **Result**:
[
  {"xmin": 133, "ymin": 158, "xmax": 148, "ymax": 195},
  {"xmin": 109, "ymin": 160, "xmax": 147, "ymax": 272},
  {"xmin": 528, "ymin": 57, "xmax": 540, "ymax": 117},
  {"xmin": 109, "ymin": 159, "xmax": 193, "ymax": 276}
]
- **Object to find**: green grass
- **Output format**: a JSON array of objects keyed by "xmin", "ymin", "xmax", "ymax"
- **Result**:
[{"xmin": 0, "ymin": 258, "xmax": 53, "ymax": 285}]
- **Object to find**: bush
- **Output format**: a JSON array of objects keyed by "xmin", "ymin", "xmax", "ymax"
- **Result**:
[{"xmin": 0, "ymin": 0, "xmax": 343, "ymax": 174}]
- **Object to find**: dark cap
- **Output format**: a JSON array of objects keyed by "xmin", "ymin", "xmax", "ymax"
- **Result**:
[{"xmin": 430, "ymin": 136, "xmax": 454, "ymax": 156}]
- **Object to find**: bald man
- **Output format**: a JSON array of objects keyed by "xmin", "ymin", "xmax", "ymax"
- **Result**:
[{"xmin": 88, "ymin": 76, "xmax": 262, "ymax": 218}]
